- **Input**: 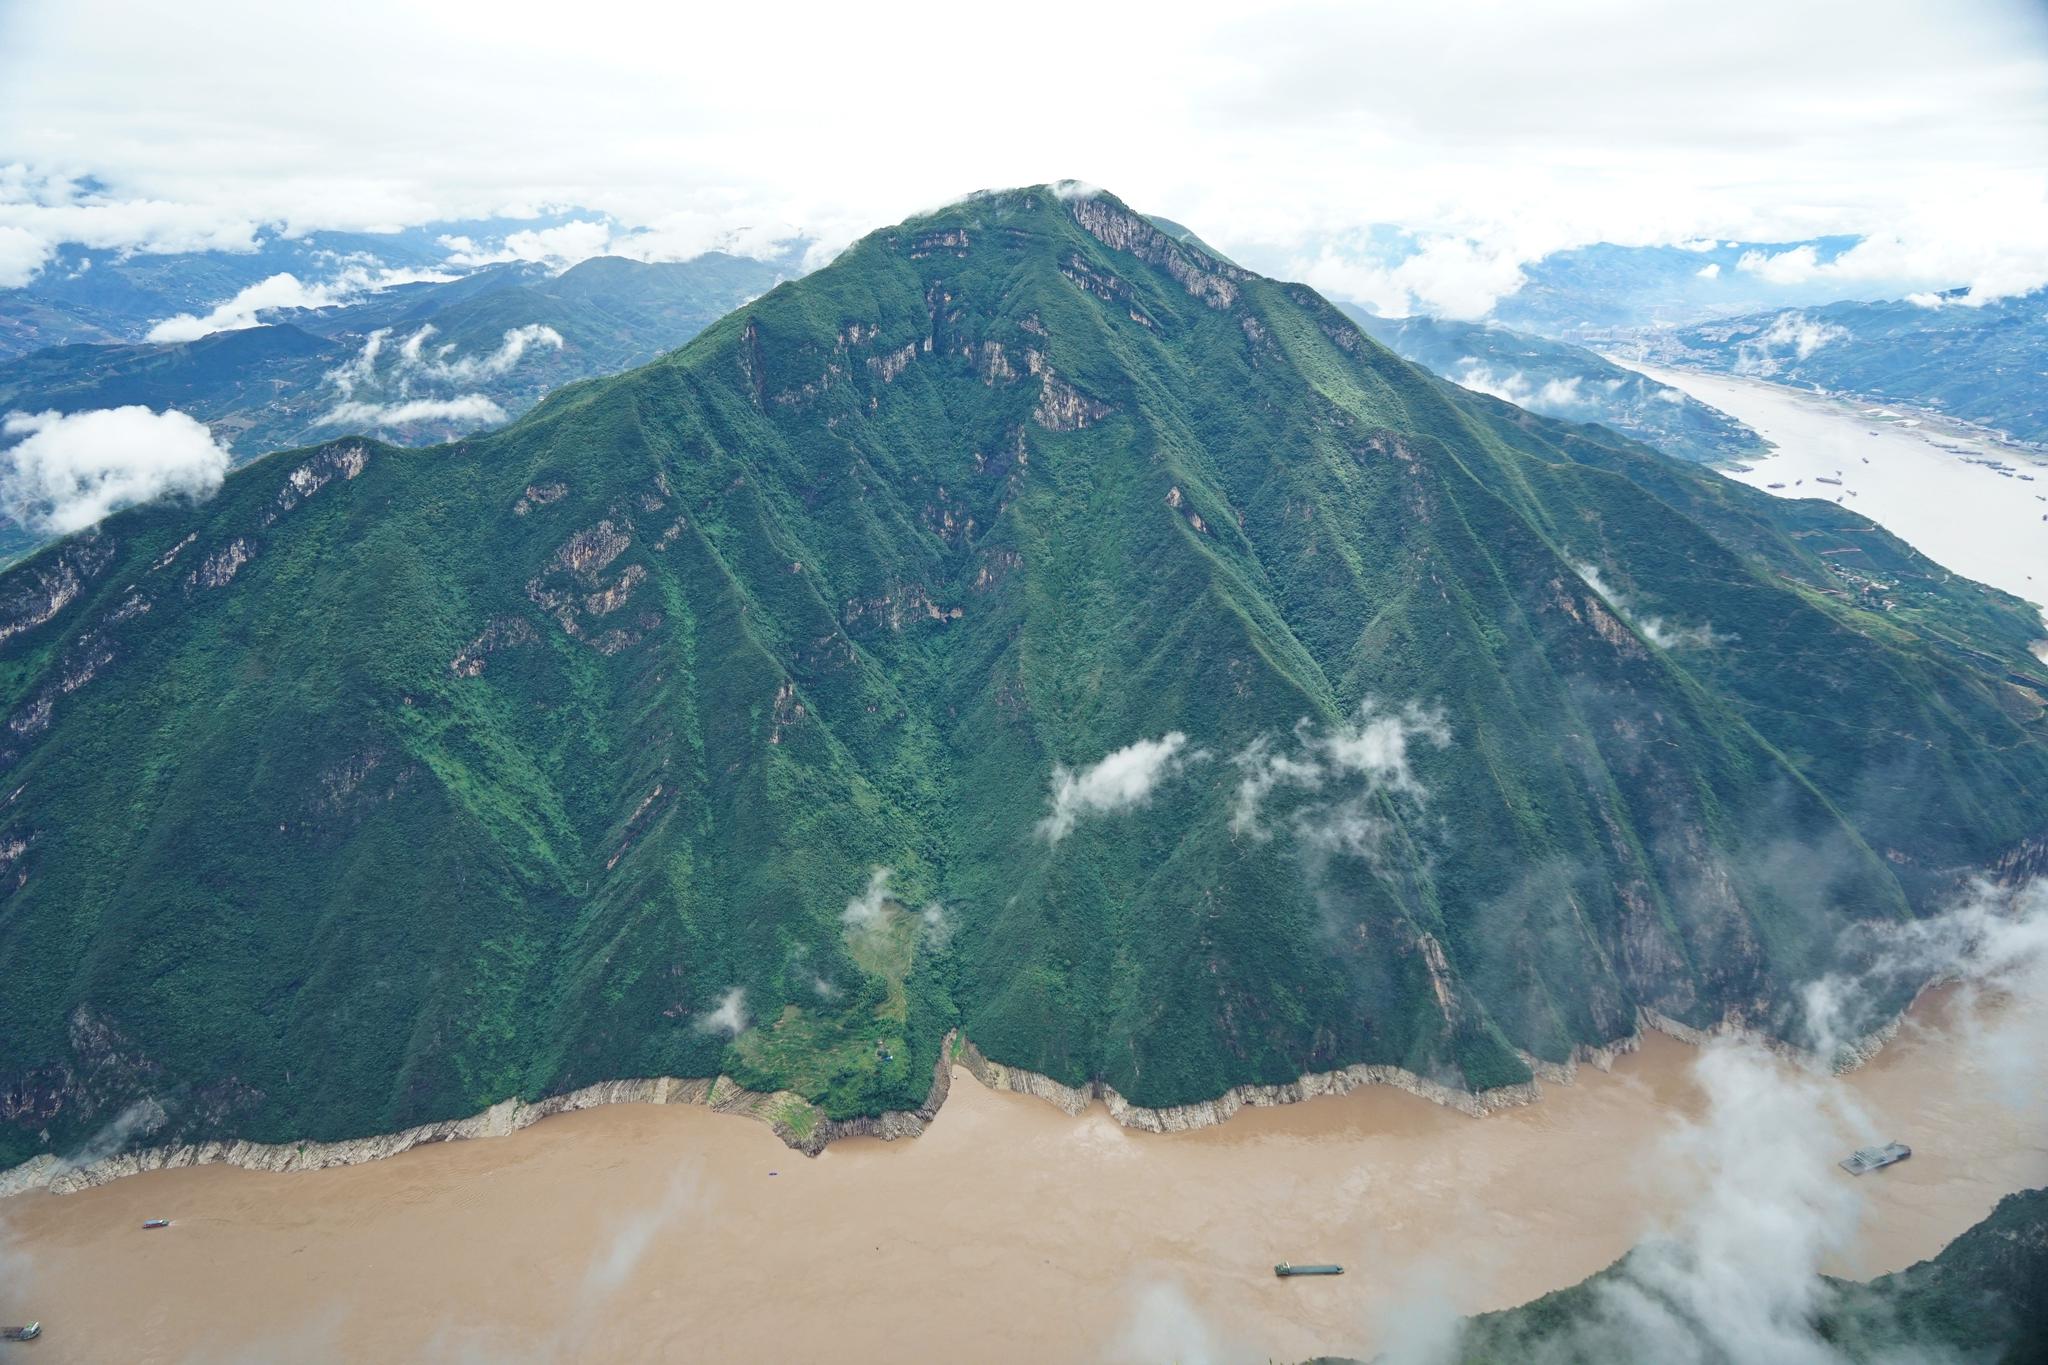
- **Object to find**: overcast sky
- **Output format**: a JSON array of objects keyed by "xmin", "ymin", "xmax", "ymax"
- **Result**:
[{"xmin": 2, "ymin": 0, "xmax": 2046, "ymax": 316}]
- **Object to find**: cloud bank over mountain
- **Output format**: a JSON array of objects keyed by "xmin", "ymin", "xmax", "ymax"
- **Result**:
[{"xmin": 2, "ymin": 0, "xmax": 2043, "ymax": 315}]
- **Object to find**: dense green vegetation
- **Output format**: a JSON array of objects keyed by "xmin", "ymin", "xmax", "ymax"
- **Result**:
[{"xmin": 1, "ymin": 188, "xmax": 2043, "ymax": 1168}]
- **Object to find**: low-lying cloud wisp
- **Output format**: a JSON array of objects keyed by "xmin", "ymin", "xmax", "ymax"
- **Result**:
[
  {"xmin": 1039, "ymin": 732, "xmax": 1196, "ymax": 843},
  {"xmin": 1229, "ymin": 700, "xmax": 1450, "ymax": 850},
  {"xmin": 1732, "ymin": 311, "xmax": 1850, "ymax": 375},
  {"xmin": 1575, "ymin": 562, "xmax": 1731, "ymax": 652},
  {"xmin": 1392, "ymin": 877, "xmax": 2046, "ymax": 1364},
  {"xmin": 840, "ymin": 865, "xmax": 953, "ymax": 954},
  {"xmin": 314, "ymin": 322, "xmax": 562, "ymax": 431},
  {"xmin": 316, "ymin": 395, "xmax": 508, "ymax": 431},
  {"xmin": 693, "ymin": 987, "xmax": 748, "ymax": 1038},
  {"xmin": 144, "ymin": 264, "xmax": 454, "ymax": 343}
]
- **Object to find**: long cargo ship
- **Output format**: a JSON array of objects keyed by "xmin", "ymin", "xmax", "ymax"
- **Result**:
[{"xmin": 1274, "ymin": 1262, "xmax": 1344, "ymax": 1277}]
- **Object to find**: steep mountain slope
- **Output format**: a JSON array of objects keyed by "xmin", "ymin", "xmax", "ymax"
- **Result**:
[
  {"xmin": 1623, "ymin": 289, "xmax": 2048, "ymax": 445},
  {"xmin": 1343, "ymin": 309, "xmax": 1767, "ymax": 464},
  {"xmin": 1, "ymin": 188, "xmax": 2043, "ymax": 1169}
]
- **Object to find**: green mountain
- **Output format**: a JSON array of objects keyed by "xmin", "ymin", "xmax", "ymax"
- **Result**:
[
  {"xmin": 1436, "ymin": 1187, "xmax": 2048, "ymax": 1363},
  {"xmin": 1345, "ymin": 309, "xmax": 1768, "ymax": 465},
  {"xmin": 2, "ymin": 187, "xmax": 2044, "ymax": 1169}
]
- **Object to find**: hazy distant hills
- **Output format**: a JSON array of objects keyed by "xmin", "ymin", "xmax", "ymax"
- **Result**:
[
  {"xmin": 1343, "ymin": 309, "xmax": 1768, "ymax": 465},
  {"xmin": 2, "ymin": 187, "xmax": 2042, "ymax": 1170},
  {"xmin": 0, "ymin": 251, "xmax": 793, "ymax": 561},
  {"xmin": 1615, "ymin": 289, "xmax": 2048, "ymax": 446},
  {"xmin": 0, "ymin": 210, "xmax": 659, "ymax": 359},
  {"xmin": 0, "ymin": 253, "xmax": 794, "ymax": 451},
  {"xmin": 1488, "ymin": 236, "xmax": 1873, "ymax": 336}
]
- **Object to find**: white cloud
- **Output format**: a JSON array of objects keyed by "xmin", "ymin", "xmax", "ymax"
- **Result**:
[
  {"xmin": 919, "ymin": 901, "xmax": 953, "ymax": 951},
  {"xmin": 1696, "ymin": 261, "xmax": 1721, "ymax": 279},
  {"xmin": 0, "ymin": 406, "xmax": 229, "ymax": 533},
  {"xmin": 839, "ymin": 865, "xmax": 951, "ymax": 952},
  {"xmin": 315, "ymin": 394, "xmax": 507, "ymax": 430},
  {"xmin": 144, "ymin": 263, "xmax": 455, "ymax": 342},
  {"xmin": 312, "ymin": 322, "xmax": 561, "ymax": 431},
  {"xmin": 436, "ymin": 323, "xmax": 562, "ymax": 380},
  {"xmin": 3, "ymin": 1, "xmax": 2042, "ymax": 309},
  {"xmin": 1467, "ymin": 880, "xmax": 2048, "ymax": 1364},
  {"xmin": 1039, "ymin": 732, "xmax": 1193, "ymax": 843},
  {"xmin": 1575, "ymin": 562, "xmax": 1731, "ymax": 651},
  {"xmin": 438, "ymin": 214, "xmax": 800, "ymax": 272},
  {"xmin": 1230, "ymin": 700, "xmax": 1450, "ymax": 844},
  {"xmin": 842, "ymin": 866, "xmax": 893, "ymax": 938},
  {"xmin": 1105, "ymin": 1279, "xmax": 1230, "ymax": 1365},
  {"xmin": 0, "ymin": 223, "xmax": 47, "ymax": 288},
  {"xmin": 1731, "ymin": 312, "xmax": 1850, "ymax": 375},
  {"xmin": 1299, "ymin": 235, "xmax": 1532, "ymax": 320},
  {"xmin": 1452, "ymin": 363, "xmax": 1591, "ymax": 413},
  {"xmin": 693, "ymin": 987, "xmax": 748, "ymax": 1037},
  {"xmin": 440, "ymin": 219, "xmax": 612, "ymax": 268},
  {"xmin": 1736, "ymin": 243, "xmax": 1823, "ymax": 285},
  {"xmin": 1799, "ymin": 878, "xmax": 2048, "ymax": 1067}
]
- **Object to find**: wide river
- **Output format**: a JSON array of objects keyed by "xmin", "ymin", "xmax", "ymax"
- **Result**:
[
  {"xmin": 1617, "ymin": 361, "xmax": 2047, "ymax": 612},
  {"xmin": 3, "ymin": 984, "xmax": 2043, "ymax": 1364}
]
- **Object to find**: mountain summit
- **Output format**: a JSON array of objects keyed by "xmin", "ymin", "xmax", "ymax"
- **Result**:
[{"xmin": 2, "ymin": 186, "xmax": 2044, "ymax": 1166}]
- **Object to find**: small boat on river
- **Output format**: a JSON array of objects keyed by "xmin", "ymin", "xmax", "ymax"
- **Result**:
[{"xmin": 1840, "ymin": 1142, "xmax": 1911, "ymax": 1175}]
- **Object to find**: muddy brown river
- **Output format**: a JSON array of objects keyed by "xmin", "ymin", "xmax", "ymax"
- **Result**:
[{"xmin": 3, "ymin": 987, "xmax": 2043, "ymax": 1364}]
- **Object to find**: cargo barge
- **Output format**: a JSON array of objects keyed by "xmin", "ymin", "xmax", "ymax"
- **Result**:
[{"xmin": 1840, "ymin": 1141, "xmax": 1910, "ymax": 1175}]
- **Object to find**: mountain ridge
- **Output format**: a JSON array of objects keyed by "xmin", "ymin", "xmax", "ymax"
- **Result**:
[{"xmin": 0, "ymin": 185, "xmax": 2042, "ymax": 1170}]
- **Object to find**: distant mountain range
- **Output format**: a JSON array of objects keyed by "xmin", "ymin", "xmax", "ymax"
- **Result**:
[
  {"xmin": 1487, "ymin": 236, "xmax": 1875, "ymax": 336},
  {"xmin": 2, "ymin": 187, "xmax": 2042, "ymax": 1174},
  {"xmin": 0, "ymin": 251, "xmax": 793, "ymax": 561},
  {"xmin": 1610, "ymin": 289, "xmax": 2048, "ymax": 446},
  {"xmin": 1343, "ymin": 310, "xmax": 1767, "ymax": 465}
]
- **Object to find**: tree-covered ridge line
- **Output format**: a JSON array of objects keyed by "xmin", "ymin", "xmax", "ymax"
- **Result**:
[{"xmin": 0, "ymin": 186, "xmax": 2042, "ymax": 1171}]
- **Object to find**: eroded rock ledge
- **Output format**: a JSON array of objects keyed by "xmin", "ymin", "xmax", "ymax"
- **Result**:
[
  {"xmin": 0, "ymin": 1001, "xmax": 1914, "ymax": 1200},
  {"xmin": 0, "ymin": 1043, "xmax": 955, "ymax": 1200}
]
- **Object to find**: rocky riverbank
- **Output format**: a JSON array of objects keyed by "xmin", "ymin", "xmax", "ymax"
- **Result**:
[{"xmin": 0, "ymin": 998, "xmax": 1921, "ymax": 1199}]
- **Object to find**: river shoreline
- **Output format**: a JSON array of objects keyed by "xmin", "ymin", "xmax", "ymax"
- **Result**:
[
  {"xmin": 0, "ymin": 996, "xmax": 1911, "ymax": 1201},
  {"xmin": 1610, "ymin": 360, "xmax": 2048, "ymax": 611},
  {"xmin": 4, "ymin": 981, "xmax": 2037, "ymax": 1365}
]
